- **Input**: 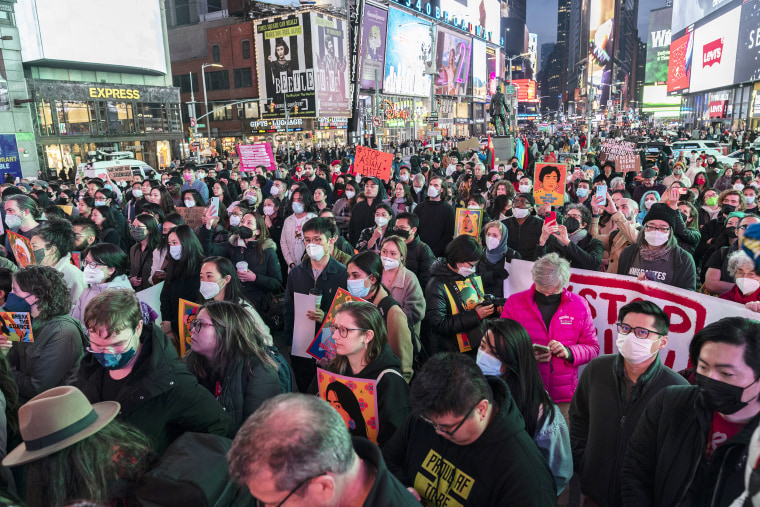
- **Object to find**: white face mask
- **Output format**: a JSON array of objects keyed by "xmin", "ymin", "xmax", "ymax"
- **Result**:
[
  {"xmin": 229, "ymin": 215, "xmax": 241, "ymax": 227},
  {"xmin": 83, "ymin": 265, "xmax": 106, "ymax": 285},
  {"xmin": 476, "ymin": 349, "xmax": 503, "ymax": 376},
  {"xmin": 169, "ymin": 245, "xmax": 182, "ymax": 260},
  {"xmin": 132, "ymin": 189, "xmax": 143, "ymax": 198},
  {"xmin": 736, "ymin": 277, "xmax": 760, "ymax": 295},
  {"xmin": 345, "ymin": 190, "xmax": 356, "ymax": 200},
  {"xmin": 199, "ymin": 280, "xmax": 222, "ymax": 300},
  {"xmin": 184, "ymin": 200, "xmax": 195, "ymax": 208},
  {"xmin": 457, "ymin": 265, "xmax": 476, "ymax": 277},
  {"xmin": 746, "ymin": 195, "xmax": 756, "ymax": 205},
  {"xmin": 486, "ymin": 236, "xmax": 500, "ymax": 250},
  {"xmin": 427, "ymin": 186, "xmax": 440, "ymax": 198},
  {"xmin": 512, "ymin": 207, "xmax": 530, "ymax": 219},
  {"xmin": 400, "ymin": 174, "xmax": 409, "ymax": 182},
  {"xmin": 375, "ymin": 216, "xmax": 389, "ymax": 228},
  {"xmin": 413, "ymin": 186, "xmax": 423, "ymax": 193},
  {"xmin": 381, "ymin": 256, "xmax": 400, "ymax": 271},
  {"xmin": 616, "ymin": 332, "xmax": 660, "ymax": 364},
  {"xmin": 644, "ymin": 200, "xmax": 655, "ymax": 210},
  {"xmin": 306, "ymin": 243, "xmax": 325, "ymax": 262},
  {"xmin": 644, "ymin": 230, "xmax": 669, "ymax": 247},
  {"xmin": 263, "ymin": 205, "xmax": 275, "ymax": 216},
  {"xmin": 270, "ymin": 186, "xmax": 280, "ymax": 196},
  {"xmin": 734, "ymin": 183, "xmax": 745, "ymax": 191},
  {"xmin": 518, "ymin": 185, "xmax": 531, "ymax": 193}
]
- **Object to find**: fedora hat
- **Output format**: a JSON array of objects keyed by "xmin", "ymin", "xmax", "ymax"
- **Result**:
[{"xmin": 3, "ymin": 386, "xmax": 119, "ymax": 467}]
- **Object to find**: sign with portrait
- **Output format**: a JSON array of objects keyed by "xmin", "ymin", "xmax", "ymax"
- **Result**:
[
  {"xmin": 455, "ymin": 208, "xmax": 482, "ymax": 239},
  {"xmin": 178, "ymin": 299, "xmax": 200, "ymax": 357},
  {"xmin": 7, "ymin": 231, "xmax": 34, "ymax": 268},
  {"xmin": 317, "ymin": 368, "xmax": 380, "ymax": 444},
  {"xmin": 533, "ymin": 163, "xmax": 567, "ymax": 207},
  {"xmin": 308, "ymin": 288, "xmax": 366, "ymax": 361}
]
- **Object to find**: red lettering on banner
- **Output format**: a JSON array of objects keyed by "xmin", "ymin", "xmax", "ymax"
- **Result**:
[
  {"xmin": 599, "ymin": 292, "xmax": 628, "ymax": 325},
  {"xmin": 578, "ymin": 288, "xmax": 598, "ymax": 319},
  {"xmin": 703, "ymin": 37, "xmax": 724, "ymax": 68},
  {"xmin": 663, "ymin": 305, "xmax": 691, "ymax": 334},
  {"xmin": 664, "ymin": 350, "xmax": 676, "ymax": 369},
  {"xmin": 604, "ymin": 328, "xmax": 614, "ymax": 355}
]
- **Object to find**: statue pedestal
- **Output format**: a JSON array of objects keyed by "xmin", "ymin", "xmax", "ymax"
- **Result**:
[{"xmin": 491, "ymin": 136, "xmax": 514, "ymax": 162}]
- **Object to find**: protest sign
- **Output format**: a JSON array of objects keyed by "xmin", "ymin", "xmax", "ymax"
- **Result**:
[
  {"xmin": 599, "ymin": 139, "xmax": 637, "ymax": 164},
  {"xmin": 457, "ymin": 137, "xmax": 480, "ymax": 152},
  {"xmin": 533, "ymin": 163, "xmax": 567, "ymax": 207},
  {"xmin": 70, "ymin": 252, "xmax": 81, "ymax": 269},
  {"xmin": 308, "ymin": 288, "xmax": 366, "ymax": 360},
  {"xmin": 107, "ymin": 165, "xmax": 133, "ymax": 183},
  {"xmin": 178, "ymin": 299, "xmax": 201, "ymax": 357},
  {"xmin": 136, "ymin": 282, "xmax": 164, "ymax": 323},
  {"xmin": 237, "ymin": 143, "xmax": 276, "ymax": 173},
  {"xmin": 176, "ymin": 206, "xmax": 205, "ymax": 229},
  {"xmin": 317, "ymin": 368, "xmax": 380, "ymax": 444},
  {"xmin": 352, "ymin": 146, "xmax": 393, "ymax": 182},
  {"xmin": 616, "ymin": 154, "xmax": 641, "ymax": 174},
  {"xmin": 7, "ymin": 231, "xmax": 34, "ymax": 268},
  {"xmin": 503, "ymin": 259, "xmax": 758, "ymax": 372},
  {"xmin": 57, "ymin": 205, "xmax": 73, "ymax": 215},
  {"xmin": 0, "ymin": 312, "xmax": 32, "ymax": 342},
  {"xmin": 293, "ymin": 292, "xmax": 318, "ymax": 358},
  {"xmin": 455, "ymin": 208, "xmax": 482, "ymax": 239}
]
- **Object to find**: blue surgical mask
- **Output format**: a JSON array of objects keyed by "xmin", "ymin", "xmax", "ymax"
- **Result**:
[
  {"xmin": 169, "ymin": 245, "xmax": 182, "ymax": 260},
  {"xmin": 576, "ymin": 188, "xmax": 589, "ymax": 198},
  {"xmin": 92, "ymin": 347, "xmax": 137, "ymax": 370},
  {"xmin": 347, "ymin": 278, "xmax": 370, "ymax": 298},
  {"xmin": 292, "ymin": 202, "xmax": 305, "ymax": 214},
  {"xmin": 476, "ymin": 349, "xmax": 503, "ymax": 377},
  {"xmin": 94, "ymin": 200, "xmax": 107, "ymax": 207}
]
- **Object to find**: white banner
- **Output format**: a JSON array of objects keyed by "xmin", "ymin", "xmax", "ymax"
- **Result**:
[{"xmin": 504, "ymin": 259, "xmax": 757, "ymax": 372}]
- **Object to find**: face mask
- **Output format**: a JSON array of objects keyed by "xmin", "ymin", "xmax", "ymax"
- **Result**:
[
  {"xmin": 722, "ymin": 204, "xmax": 737, "ymax": 215},
  {"xmin": 705, "ymin": 196, "xmax": 718, "ymax": 206},
  {"xmin": 3, "ymin": 292, "xmax": 32, "ymax": 313},
  {"xmin": 199, "ymin": 280, "xmax": 222, "ymax": 300},
  {"xmin": 511, "ymin": 162, "xmax": 519, "ymax": 169},
  {"xmin": 375, "ymin": 216, "xmax": 389, "ymax": 228},
  {"xmin": 229, "ymin": 215, "xmax": 241, "ymax": 227},
  {"xmin": 427, "ymin": 186, "xmax": 439, "ymax": 198},
  {"xmin": 345, "ymin": 190, "xmax": 356, "ymax": 200},
  {"xmin": 270, "ymin": 186, "xmax": 280, "ymax": 196},
  {"xmin": 400, "ymin": 174, "xmax": 409, "ymax": 182},
  {"xmin": 132, "ymin": 189, "xmax": 143, "ymax": 198},
  {"xmin": 347, "ymin": 277, "xmax": 371, "ymax": 298},
  {"xmin": 184, "ymin": 173, "xmax": 193, "ymax": 181},
  {"xmin": 736, "ymin": 277, "xmax": 760, "ymax": 295},
  {"xmin": 644, "ymin": 230, "xmax": 669, "ymax": 247},
  {"xmin": 263, "ymin": 206, "xmax": 275, "ymax": 216},
  {"xmin": 734, "ymin": 183, "xmax": 745, "ymax": 191},
  {"xmin": 413, "ymin": 186, "xmax": 422, "ymax": 194},
  {"xmin": 476, "ymin": 349, "xmax": 503, "ymax": 377},
  {"xmin": 245, "ymin": 194, "xmax": 257, "ymax": 204},
  {"xmin": 576, "ymin": 188, "xmax": 589, "ymax": 199},
  {"xmin": 83, "ymin": 265, "xmax": 106, "ymax": 285},
  {"xmin": 4, "ymin": 213, "xmax": 20, "ymax": 230},
  {"xmin": 33, "ymin": 248, "xmax": 46, "ymax": 265},
  {"xmin": 184, "ymin": 200, "xmax": 195, "ymax": 208},
  {"xmin": 746, "ymin": 195, "xmax": 756, "ymax": 205},
  {"xmin": 238, "ymin": 226, "xmax": 255, "ymax": 240},
  {"xmin": 512, "ymin": 207, "xmax": 531, "ymax": 219},
  {"xmin": 564, "ymin": 217, "xmax": 581, "ymax": 234},
  {"xmin": 393, "ymin": 228, "xmax": 410, "ymax": 239},
  {"xmin": 616, "ymin": 332, "xmax": 659, "ymax": 364},
  {"xmin": 381, "ymin": 256, "xmax": 400, "ymax": 270},
  {"xmin": 93, "ymin": 346, "xmax": 138, "ymax": 370},
  {"xmin": 644, "ymin": 200, "xmax": 655, "ymax": 210},
  {"xmin": 169, "ymin": 245, "xmax": 182, "ymax": 260},
  {"xmin": 518, "ymin": 185, "xmax": 531, "ymax": 193},
  {"xmin": 197, "ymin": 173, "xmax": 206, "ymax": 179},
  {"xmin": 673, "ymin": 170, "xmax": 683, "ymax": 176},
  {"xmin": 292, "ymin": 202, "xmax": 305, "ymax": 214},
  {"xmin": 486, "ymin": 236, "xmax": 500, "ymax": 250},
  {"xmin": 696, "ymin": 373, "xmax": 759, "ymax": 415},
  {"xmin": 130, "ymin": 228, "xmax": 147, "ymax": 242},
  {"xmin": 726, "ymin": 226, "xmax": 737, "ymax": 239},
  {"xmin": 94, "ymin": 200, "xmax": 107, "ymax": 207},
  {"xmin": 457, "ymin": 265, "xmax": 476, "ymax": 277},
  {"xmin": 306, "ymin": 243, "xmax": 325, "ymax": 262}
]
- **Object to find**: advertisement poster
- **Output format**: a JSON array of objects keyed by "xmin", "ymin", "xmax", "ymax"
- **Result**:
[
  {"xmin": 667, "ymin": 31, "xmax": 694, "ymax": 94},
  {"xmin": 455, "ymin": 208, "xmax": 482, "ymax": 239},
  {"xmin": 434, "ymin": 27, "xmax": 472, "ymax": 96},
  {"xmin": 178, "ymin": 299, "xmax": 200, "ymax": 357},
  {"xmin": 237, "ymin": 143, "xmax": 275, "ymax": 172},
  {"xmin": 359, "ymin": 4, "xmax": 388, "ymax": 90},
  {"xmin": 472, "ymin": 38, "xmax": 487, "ymax": 100},
  {"xmin": 7, "ymin": 231, "xmax": 34, "ymax": 268},
  {"xmin": 312, "ymin": 13, "xmax": 350, "ymax": 116},
  {"xmin": 317, "ymin": 368, "xmax": 379, "ymax": 444},
  {"xmin": 439, "ymin": 0, "xmax": 500, "ymax": 44},
  {"xmin": 255, "ymin": 13, "xmax": 316, "ymax": 118},
  {"xmin": 0, "ymin": 135, "xmax": 22, "ymax": 182},
  {"xmin": 587, "ymin": 0, "xmax": 615, "ymax": 104},
  {"xmin": 645, "ymin": 7, "xmax": 672, "ymax": 85},
  {"xmin": 383, "ymin": 7, "xmax": 433, "ymax": 97},
  {"xmin": 734, "ymin": 0, "xmax": 760, "ymax": 83},
  {"xmin": 308, "ymin": 288, "xmax": 366, "ymax": 360},
  {"xmin": 0, "ymin": 312, "xmax": 32, "ymax": 342},
  {"xmin": 533, "ymin": 163, "xmax": 567, "ymax": 207},
  {"xmin": 486, "ymin": 46, "xmax": 498, "ymax": 98},
  {"xmin": 671, "ymin": 0, "xmax": 734, "ymax": 36},
  {"xmin": 688, "ymin": 6, "xmax": 741, "ymax": 94}
]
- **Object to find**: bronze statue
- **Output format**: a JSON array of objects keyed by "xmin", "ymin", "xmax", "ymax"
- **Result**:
[{"xmin": 489, "ymin": 85, "xmax": 510, "ymax": 136}]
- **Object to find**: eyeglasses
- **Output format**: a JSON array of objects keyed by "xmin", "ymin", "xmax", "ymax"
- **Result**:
[
  {"xmin": 256, "ymin": 473, "xmax": 326, "ymax": 507},
  {"xmin": 644, "ymin": 225, "xmax": 670, "ymax": 234},
  {"xmin": 81, "ymin": 260, "xmax": 105, "ymax": 270},
  {"xmin": 616, "ymin": 322, "xmax": 664, "ymax": 340},
  {"xmin": 419, "ymin": 401, "xmax": 480, "ymax": 436},
  {"xmin": 86, "ymin": 331, "xmax": 135, "ymax": 355},
  {"xmin": 331, "ymin": 324, "xmax": 367, "ymax": 339},
  {"xmin": 189, "ymin": 319, "xmax": 216, "ymax": 333},
  {"xmin": 739, "ymin": 224, "xmax": 753, "ymax": 231}
]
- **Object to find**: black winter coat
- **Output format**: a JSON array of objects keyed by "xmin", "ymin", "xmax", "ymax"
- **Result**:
[
  {"xmin": 478, "ymin": 248, "xmax": 522, "ymax": 298},
  {"xmin": 414, "ymin": 200, "xmax": 456, "ymax": 258},
  {"xmin": 348, "ymin": 197, "xmax": 383, "ymax": 245},
  {"xmin": 537, "ymin": 232, "xmax": 604, "ymax": 271},
  {"xmin": 405, "ymin": 236, "xmax": 435, "ymax": 291}
]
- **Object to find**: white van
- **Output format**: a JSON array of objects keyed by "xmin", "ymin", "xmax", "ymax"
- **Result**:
[
  {"xmin": 76, "ymin": 151, "xmax": 156, "ymax": 182},
  {"xmin": 671, "ymin": 140, "xmax": 727, "ymax": 156}
]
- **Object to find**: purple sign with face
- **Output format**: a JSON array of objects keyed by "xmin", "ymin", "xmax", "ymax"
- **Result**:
[{"xmin": 359, "ymin": 4, "xmax": 388, "ymax": 90}]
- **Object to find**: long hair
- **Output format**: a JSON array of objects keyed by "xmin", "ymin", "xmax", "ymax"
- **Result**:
[
  {"xmin": 152, "ymin": 186, "xmax": 177, "ymax": 214},
  {"xmin": 25, "ymin": 420, "xmax": 156, "ymax": 507},
  {"xmin": 326, "ymin": 301, "xmax": 387, "ymax": 376},
  {"xmin": 134, "ymin": 213, "xmax": 162, "ymax": 251},
  {"xmin": 165, "ymin": 224, "xmax": 203, "ymax": 281},
  {"xmin": 246, "ymin": 212, "xmax": 270, "ymax": 264},
  {"xmin": 325, "ymin": 381, "xmax": 368, "ymax": 438},
  {"xmin": 14, "ymin": 266, "xmax": 72, "ymax": 321},
  {"xmin": 347, "ymin": 251, "xmax": 383, "ymax": 294},
  {"xmin": 212, "ymin": 180, "xmax": 232, "ymax": 206},
  {"xmin": 485, "ymin": 319, "xmax": 555, "ymax": 436},
  {"xmin": 93, "ymin": 205, "xmax": 117, "ymax": 231}
]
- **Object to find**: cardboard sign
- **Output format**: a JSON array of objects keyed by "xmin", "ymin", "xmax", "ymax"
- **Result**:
[
  {"xmin": 7, "ymin": 231, "xmax": 34, "ymax": 268},
  {"xmin": 136, "ymin": 281, "xmax": 164, "ymax": 323},
  {"xmin": 599, "ymin": 139, "xmax": 637, "ymax": 164},
  {"xmin": 317, "ymin": 368, "xmax": 380, "ymax": 444},
  {"xmin": 455, "ymin": 208, "xmax": 482, "ymax": 239},
  {"xmin": 533, "ymin": 163, "xmax": 567, "ymax": 207},
  {"xmin": 178, "ymin": 299, "xmax": 201, "ymax": 357},
  {"xmin": 108, "ymin": 165, "xmax": 133, "ymax": 183},
  {"xmin": 0, "ymin": 312, "xmax": 32, "ymax": 342},
  {"xmin": 176, "ymin": 206, "xmax": 205, "ymax": 229},
  {"xmin": 293, "ymin": 292, "xmax": 318, "ymax": 358},
  {"xmin": 237, "ymin": 143, "xmax": 276, "ymax": 173},
  {"xmin": 308, "ymin": 288, "xmax": 366, "ymax": 360},
  {"xmin": 352, "ymin": 146, "xmax": 392, "ymax": 182},
  {"xmin": 457, "ymin": 137, "xmax": 481, "ymax": 152},
  {"xmin": 616, "ymin": 154, "xmax": 641, "ymax": 174}
]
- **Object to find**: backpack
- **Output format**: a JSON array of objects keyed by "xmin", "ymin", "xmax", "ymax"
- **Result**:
[
  {"xmin": 376, "ymin": 295, "xmax": 429, "ymax": 372},
  {"xmin": 267, "ymin": 345, "xmax": 295, "ymax": 394}
]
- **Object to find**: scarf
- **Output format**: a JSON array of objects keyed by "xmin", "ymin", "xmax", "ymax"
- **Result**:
[
  {"xmin": 485, "ymin": 222, "xmax": 509, "ymax": 264},
  {"xmin": 639, "ymin": 244, "xmax": 673, "ymax": 262},
  {"xmin": 702, "ymin": 205, "xmax": 720, "ymax": 221},
  {"xmin": 569, "ymin": 229, "xmax": 588, "ymax": 244}
]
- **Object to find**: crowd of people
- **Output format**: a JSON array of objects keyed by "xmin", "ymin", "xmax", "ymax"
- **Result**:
[{"xmin": 0, "ymin": 129, "xmax": 757, "ymax": 506}]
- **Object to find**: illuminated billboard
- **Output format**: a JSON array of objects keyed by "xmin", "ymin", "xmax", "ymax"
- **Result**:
[
  {"xmin": 486, "ymin": 46, "xmax": 498, "ymax": 98},
  {"xmin": 735, "ymin": 0, "xmax": 760, "ymax": 83},
  {"xmin": 472, "ymin": 38, "xmax": 487, "ymax": 100},
  {"xmin": 385, "ymin": 0, "xmax": 500, "ymax": 44},
  {"xmin": 667, "ymin": 31, "xmax": 693, "ymax": 94},
  {"xmin": 671, "ymin": 0, "xmax": 734, "ymax": 36},
  {"xmin": 588, "ymin": 0, "xmax": 615, "ymax": 104},
  {"xmin": 434, "ymin": 27, "xmax": 472, "ymax": 96},
  {"xmin": 688, "ymin": 6, "xmax": 740, "ymax": 94},
  {"xmin": 512, "ymin": 79, "xmax": 537, "ymax": 102},
  {"xmin": 383, "ymin": 7, "xmax": 434, "ymax": 97},
  {"xmin": 359, "ymin": 4, "xmax": 388, "ymax": 90},
  {"xmin": 312, "ymin": 13, "xmax": 350, "ymax": 116},
  {"xmin": 645, "ymin": 7, "xmax": 672, "ymax": 84}
]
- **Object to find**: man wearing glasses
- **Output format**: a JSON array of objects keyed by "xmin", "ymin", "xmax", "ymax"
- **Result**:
[
  {"xmin": 383, "ymin": 353, "xmax": 556, "ymax": 506},
  {"xmin": 569, "ymin": 301, "xmax": 687, "ymax": 507}
]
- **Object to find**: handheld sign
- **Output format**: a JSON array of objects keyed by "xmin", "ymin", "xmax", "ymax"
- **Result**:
[
  {"xmin": 237, "ymin": 143, "xmax": 276, "ymax": 173},
  {"xmin": 317, "ymin": 368, "xmax": 380, "ymax": 444},
  {"xmin": 533, "ymin": 163, "xmax": 567, "ymax": 207},
  {"xmin": 352, "ymin": 146, "xmax": 392, "ymax": 182},
  {"xmin": 176, "ymin": 206, "xmax": 205, "ymax": 229},
  {"xmin": 7, "ymin": 231, "xmax": 34, "ymax": 268},
  {"xmin": 455, "ymin": 208, "xmax": 482, "ymax": 239},
  {"xmin": 178, "ymin": 299, "xmax": 201, "ymax": 356},
  {"xmin": 107, "ymin": 165, "xmax": 133, "ymax": 183},
  {"xmin": 308, "ymin": 288, "xmax": 366, "ymax": 360},
  {"xmin": 0, "ymin": 312, "xmax": 33, "ymax": 342}
]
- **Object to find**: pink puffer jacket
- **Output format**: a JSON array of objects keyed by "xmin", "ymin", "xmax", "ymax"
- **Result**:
[{"xmin": 501, "ymin": 285, "xmax": 599, "ymax": 403}]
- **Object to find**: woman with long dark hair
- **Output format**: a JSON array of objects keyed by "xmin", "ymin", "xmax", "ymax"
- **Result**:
[
  {"xmin": 478, "ymin": 318, "xmax": 572, "ymax": 495},
  {"xmin": 333, "ymin": 180, "xmax": 358, "ymax": 238},
  {"xmin": 77, "ymin": 195, "xmax": 95, "ymax": 218},
  {"xmin": 212, "ymin": 180, "xmax": 233, "ymax": 206},
  {"xmin": 148, "ymin": 186, "xmax": 176, "ymax": 215},
  {"xmin": 129, "ymin": 213, "xmax": 162, "ymax": 291},
  {"xmin": 90, "ymin": 205, "xmax": 120, "ymax": 246},
  {"xmin": 159, "ymin": 224, "xmax": 203, "ymax": 341},
  {"xmin": 388, "ymin": 181, "xmax": 416, "ymax": 215}
]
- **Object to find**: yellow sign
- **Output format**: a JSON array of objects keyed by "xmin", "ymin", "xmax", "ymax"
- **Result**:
[{"xmin": 88, "ymin": 87, "xmax": 141, "ymax": 100}]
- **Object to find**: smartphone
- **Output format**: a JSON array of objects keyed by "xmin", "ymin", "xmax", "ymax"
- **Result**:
[
  {"xmin": 210, "ymin": 197, "xmax": 220, "ymax": 218},
  {"xmin": 670, "ymin": 188, "xmax": 680, "ymax": 203},
  {"xmin": 533, "ymin": 343, "xmax": 551, "ymax": 354},
  {"xmin": 545, "ymin": 211, "xmax": 557, "ymax": 227},
  {"xmin": 596, "ymin": 185, "xmax": 607, "ymax": 206}
]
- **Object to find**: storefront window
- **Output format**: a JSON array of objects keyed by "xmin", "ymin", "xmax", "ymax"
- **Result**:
[
  {"xmin": 169, "ymin": 104, "xmax": 182, "ymax": 132},
  {"xmin": 36, "ymin": 100, "xmax": 54, "ymax": 136},
  {"xmin": 106, "ymin": 101, "xmax": 134, "ymax": 134},
  {"xmin": 63, "ymin": 101, "xmax": 95, "ymax": 135},
  {"xmin": 139, "ymin": 103, "xmax": 167, "ymax": 133}
]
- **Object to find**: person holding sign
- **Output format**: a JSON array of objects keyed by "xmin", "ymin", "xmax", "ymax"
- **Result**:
[
  {"xmin": 533, "ymin": 164, "xmax": 566, "ymax": 207},
  {"xmin": 537, "ymin": 204, "xmax": 603, "ymax": 271},
  {"xmin": 3, "ymin": 195, "xmax": 42, "ymax": 266}
]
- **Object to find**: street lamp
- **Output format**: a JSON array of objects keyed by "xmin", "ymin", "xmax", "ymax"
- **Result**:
[{"xmin": 201, "ymin": 63, "xmax": 223, "ymax": 145}]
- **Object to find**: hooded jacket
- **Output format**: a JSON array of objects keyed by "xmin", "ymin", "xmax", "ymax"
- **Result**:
[
  {"xmin": 383, "ymin": 377, "xmax": 557, "ymax": 506},
  {"xmin": 636, "ymin": 190, "xmax": 661, "ymax": 225},
  {"xmin": 70, "ymin": 274, "xmax": 132, "ymax": 324},
  {"xmin": 348, "ymin": 188, "xmax": 386, "ymax": 245},
  {"xmin": 355, "ymin": 437, "xmax": 422, "ymax": 506},
  {"xmin": 501, "ymin": 285, "xmax": 599, "ymax": 403},
  {"xmin": 414, "ymin": 199, "xmax": 456, "ymax": 258}
]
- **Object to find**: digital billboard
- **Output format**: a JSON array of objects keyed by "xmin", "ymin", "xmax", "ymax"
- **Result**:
[
  {"xmin": 688, "ymin": 6, "xmax": 741, "ymax": 94},
  {"xmin": 359, "ymin": 4, "xmax": 388, "ymax": 90},
  {"xmin": 512, "ymin": 79, "xmax": 537, "ymax": 102},
  {"xmin": 671, "ymin": 0, "xmax": 735, "ymax": 36},
  {"xmin": 588, "ymin": 0, "xmax": 615, "ymax": 104},
  {"xmin": 486, "ymin": 45, "xmax": 498, "ymax": 98},
  {"xmin": 472, "ymin": 38, "xmax": 487, "ymax": 100},
  {"xmin": 312, "ymin": 13, "xmax": 350, "ymax": 116},
  {"xmin": 439, "ymin": 0, "xmax": 500, "ymax": 45},
  {"xmin": 383, "ymin": 7, "xmax": 434, "ymax": 97},
  {"xmin": 645, "ymin": 7, "xmax": 672, "ymax": 84},
  {"xmin": 434, "ymin": 27, "xmax": 472, "ymax": 96},
  {"xmin": 255, "ymin": 12, "xmax": 316, "ymax": 118},
  {"xmin": 735, "ymin": 0, "xmax": 760, "ymax": 83},
  {"xmin": 667, "ymin": 31, "xmax": 694, "ymax": 94}
]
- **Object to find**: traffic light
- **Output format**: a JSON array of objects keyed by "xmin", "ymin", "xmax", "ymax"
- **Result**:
[
  {"xmin": 294, "ymin": 105, "xmax": 299, "ymax": 114},
  {"xmin": 269, "ymin": 102, "xmax": 275, "ymax": 113}
]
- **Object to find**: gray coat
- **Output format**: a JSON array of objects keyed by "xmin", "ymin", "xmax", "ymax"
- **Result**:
[{"xmin": 386, "ymin": 266, "xmax": 425, "ymax": 337}]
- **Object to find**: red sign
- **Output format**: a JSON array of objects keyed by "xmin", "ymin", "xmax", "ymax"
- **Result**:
[
  {"xmin": 511, "ymin": 79, "xmax": 538, "ymax": 102},
  {"xmin": 709, "ymin": 100, "xmax": 728, "ymax": 118},
  {"xmin": 702, "ymin": 37, "xmax": 724, "ymax": 68},
  {"xmin": 667, "ymin": 32, "xmax": 693, "ymax": 94}
]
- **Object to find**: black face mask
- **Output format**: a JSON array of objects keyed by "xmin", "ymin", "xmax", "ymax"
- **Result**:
[
  {"xmin": 726, "ymin": 226, "xmax": 737, "ymax": 239},
  {"xmin": 238, "ymin": 226, "xmax": 255, "ymax": 240},
  {"xmin": 564, "ymin": 217, "xmax": 581, "ymax": 234},
  {"xmin": 696, "ymin": 373, "xmax": 758, "ymax": 415},
  {"xmin": 534, "ymin": 291, "xmax": 561, "ymax": 305},
  {"xmin": 722, "ymin": 204, "xmax": 737, "ymax": 216},
  {"xmin": 511, "ymin": 162, "xmax": 518, "ymax": 168},
  {"xmin": 393, "ymin": 228, "xmax": 410, "ymax": 239}
]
